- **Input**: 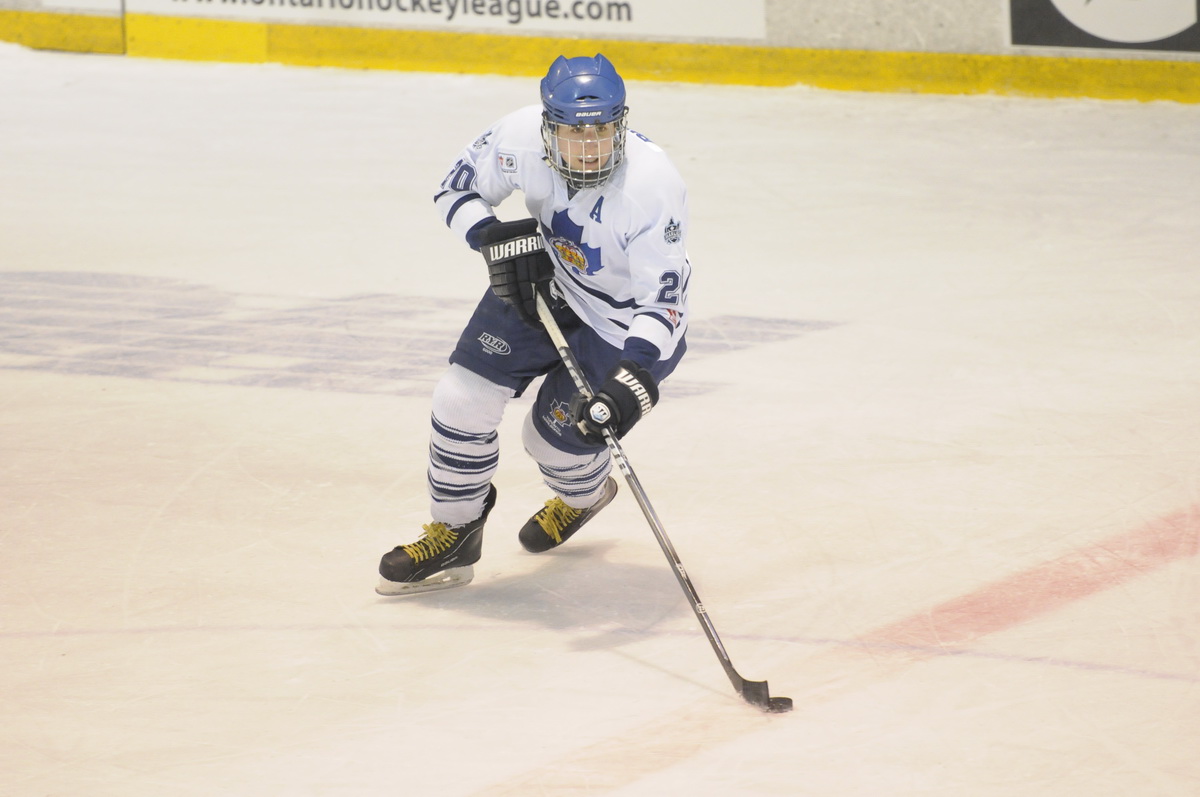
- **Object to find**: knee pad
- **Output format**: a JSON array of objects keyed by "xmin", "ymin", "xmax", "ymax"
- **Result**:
[{"xmin": 431, "ymin": 364, "xmax": 512, "ymax": 432}]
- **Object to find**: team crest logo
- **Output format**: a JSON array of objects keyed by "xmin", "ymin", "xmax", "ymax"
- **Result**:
[
  {"xmin": 542, "ymin": 398, "xmax": 572, "ymax": 435},
  {"xmin": 472, "ymin": 131, "xmax": 492, "ymax": 150},
  {"xmin": 664, "ymin": 218, "xmax": 682, "ymax": 244},
  {"xmin": 547, "ymin": 210, "xmax": 603, "ymax": 275},
  {"xmin": 549, "ymin": 237, "xmax": 602, "ymax": 276}
]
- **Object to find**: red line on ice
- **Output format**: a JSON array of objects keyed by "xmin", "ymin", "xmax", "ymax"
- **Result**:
[{"xmin": 859, "ymin": 505, "xmax": 1200, "ymax": 650}]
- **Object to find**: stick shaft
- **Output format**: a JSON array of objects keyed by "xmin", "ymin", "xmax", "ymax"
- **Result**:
[{"xmin": 534, "ymin": 294, "xmax": 746, "ymax": 693}]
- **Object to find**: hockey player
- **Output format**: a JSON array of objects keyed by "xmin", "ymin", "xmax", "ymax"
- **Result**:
[{"xmin": 378, "ymin": 53, "xmax": 691, "ymax": 596}]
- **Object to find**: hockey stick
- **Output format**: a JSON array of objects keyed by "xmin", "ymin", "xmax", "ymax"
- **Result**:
[{"xmin": 535, "ymin": 292, "xmax": 792, "ymax": 714}]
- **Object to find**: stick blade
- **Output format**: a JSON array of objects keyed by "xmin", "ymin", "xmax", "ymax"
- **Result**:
[{"xmin": 738, "ymin": 678, "xmax": 793, "ymax": 714}]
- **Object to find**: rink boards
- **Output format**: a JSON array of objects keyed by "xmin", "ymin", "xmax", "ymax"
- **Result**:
[{"xmin": 2, "ymin": 0, "xmax": 1199, "ymax": 101}]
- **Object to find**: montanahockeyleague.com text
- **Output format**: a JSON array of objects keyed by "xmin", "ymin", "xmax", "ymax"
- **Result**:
[{"xmin": 168, "ymin": 0, "xmax": 635, "ymax": 26}]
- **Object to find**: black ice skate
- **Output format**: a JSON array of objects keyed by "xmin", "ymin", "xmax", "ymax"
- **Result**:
[
  {"xmin": 518, "ymin": 477, "xmax": 618, "ymax": 553},
  {"xmin": 376, "ymin": 485, "xmax": 497, "ymax": 596}
]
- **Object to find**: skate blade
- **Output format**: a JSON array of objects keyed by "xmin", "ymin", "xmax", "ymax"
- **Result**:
[{"xmin": 375, "ymin": 565, "xmax": 474, "ymax": 597}]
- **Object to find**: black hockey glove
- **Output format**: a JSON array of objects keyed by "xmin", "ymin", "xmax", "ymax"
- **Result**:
[
  {"xmin": 479, "ymin": 218, "xmax": 555, "ymax": 326},
  {"xmin": 570, "ymin": 360, "xmax": 660, "ymax": 445}
]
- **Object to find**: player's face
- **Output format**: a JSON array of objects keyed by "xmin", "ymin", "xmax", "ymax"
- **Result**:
[{"xmin": 553, "ymin": 123, "xmax": 616, "ymax": 174}]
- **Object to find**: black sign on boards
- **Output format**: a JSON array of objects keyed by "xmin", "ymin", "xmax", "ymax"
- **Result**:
[{"xmin": 1011, "ymin": 0, "xmax": 1200, "ymax": 52}]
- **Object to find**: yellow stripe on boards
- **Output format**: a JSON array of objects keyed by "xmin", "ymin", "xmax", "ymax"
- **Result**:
[
  {"xmin": 147, "ymin": 21, "xmax": 1200, "ymax": 103},
  {"xmin": 4, "ymin": 10, "xmax": 1199, "ymax": 103},
  {"xmin": 0, "ymin": 9, "xmax": 123, "ymax": 54},
  {"xmin": 125, "ymin": 13, "xmax": 267, "ymax": 63}
]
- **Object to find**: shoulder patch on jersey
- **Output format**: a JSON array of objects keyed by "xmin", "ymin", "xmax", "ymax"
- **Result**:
[
  {"xmin": 664, "ymin": 218, "xmax": 682, "ymax": 245},
  {"xmin": 472, "ymin": 131, "xmax": 492, "ymax": 150},
  {"xmin": 497, "ymin": 152, "xmax": 517, "ymax": 173}
]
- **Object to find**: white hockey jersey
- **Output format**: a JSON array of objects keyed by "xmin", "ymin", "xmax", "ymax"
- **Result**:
[{"xmin": 434, "ymin": 105, "xmax": 690, "ymax": 363}]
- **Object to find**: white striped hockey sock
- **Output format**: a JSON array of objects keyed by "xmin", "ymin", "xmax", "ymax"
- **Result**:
[
  {"xmin": 522, "ymin": 410, "xmax": 612, "ymax": 509},
  {"xmin": 427, "ymin": 364, "xmax": 512, "ymax": 526}
]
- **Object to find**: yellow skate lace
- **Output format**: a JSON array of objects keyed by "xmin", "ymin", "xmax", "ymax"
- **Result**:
[
  {"xmin": 535, "ymin": 499, "xmax": 583, "ymax": 544},
  {"xmin": 401, "ymin": 523, "xmax": 458, "ymax": 563}
]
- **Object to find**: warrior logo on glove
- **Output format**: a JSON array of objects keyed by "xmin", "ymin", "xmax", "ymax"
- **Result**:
[
  {"xmin": 479, "ymin": 218, "xmax": 556, "ymax": 327},
  {"xmin": 614, "ymin": 370, "xmax": 655, "ymax": 417},
  {"xmin": 486, "ymin": 234, "xmax": 542, "ymax": 262}
]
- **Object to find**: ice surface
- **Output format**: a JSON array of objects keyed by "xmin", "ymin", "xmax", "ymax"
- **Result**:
[{"xmin": 2, "ymin": 41, "xmax": 1198, "ymax": 796}]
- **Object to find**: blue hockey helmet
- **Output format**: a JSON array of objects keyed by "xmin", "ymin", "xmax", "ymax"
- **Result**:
[
  {"xmin": 540, "ymin": 53, "xmax": 627, "ymax": 125},
  {"xmin": 540, "ymin": 54, "xmax": 629, "ymax": 189}
]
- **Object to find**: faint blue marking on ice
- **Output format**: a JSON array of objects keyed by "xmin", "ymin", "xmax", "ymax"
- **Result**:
[{"xmin": 0, "ymin": 272, "xmax": 837, "ymax": 397}]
